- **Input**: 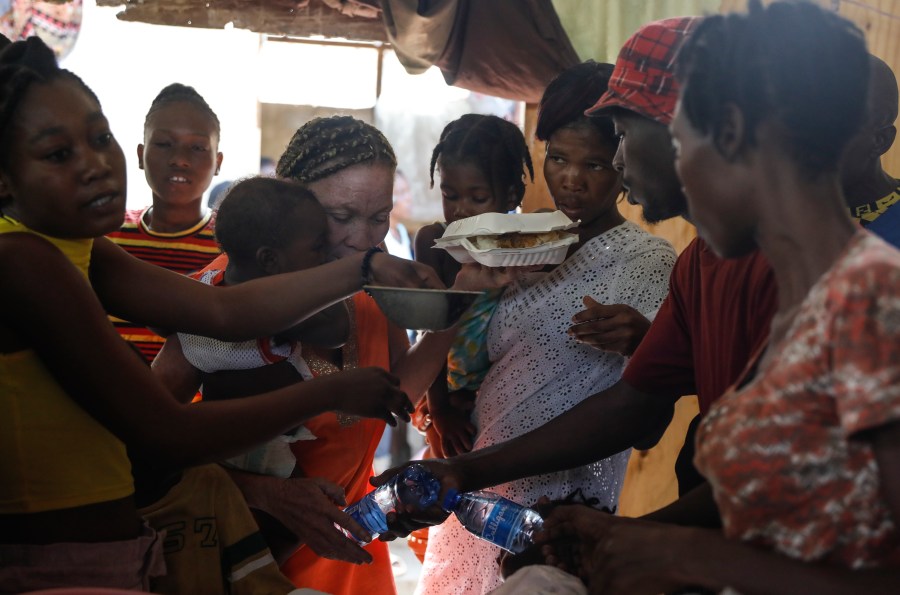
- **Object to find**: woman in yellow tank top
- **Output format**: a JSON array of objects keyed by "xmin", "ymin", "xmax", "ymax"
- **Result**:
[{"xmin": 0, "ymin": 36, "xmax": 446, "ymax": 592}]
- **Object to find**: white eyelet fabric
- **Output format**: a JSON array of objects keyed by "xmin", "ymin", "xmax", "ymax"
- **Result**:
[{"xmin": 417, "ymin": 221, "xmax": 676, "ymax": 594}]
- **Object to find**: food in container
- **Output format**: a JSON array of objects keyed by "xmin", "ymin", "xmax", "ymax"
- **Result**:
[
  {"xmin": 434, "ymin": 211, "xmax": 579, "ymax": 267},
  {"xmin": 467, "ymin": 230, "xmax": 573, "ymax": 250},
  {"xmin": 437, "ymin": 211, "xmax": 577, "ymax": 243}
]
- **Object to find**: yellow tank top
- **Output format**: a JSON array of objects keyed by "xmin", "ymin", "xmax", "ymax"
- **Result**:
[{"xmin": 0, "ymin": 216, "xmax": 133, "ymax": 513}]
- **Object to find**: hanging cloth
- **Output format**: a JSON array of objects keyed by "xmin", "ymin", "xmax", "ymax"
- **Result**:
[{"xmin": 382, "ymin": 0, "xmax": 580, "ymax": 102}]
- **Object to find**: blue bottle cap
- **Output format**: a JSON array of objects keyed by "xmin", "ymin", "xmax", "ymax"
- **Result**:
[
  {"xmin": 399, "ymin": 464, "xmax": 441, "ymax": 508},
  {"xmin": 441, "ymin": 488, "xmax": 461, "ymax": 512}
]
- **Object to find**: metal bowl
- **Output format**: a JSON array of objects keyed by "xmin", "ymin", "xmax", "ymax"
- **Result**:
[{"xmin": 363, "ymin": 286, "xmax": 484, "ymax": 331}]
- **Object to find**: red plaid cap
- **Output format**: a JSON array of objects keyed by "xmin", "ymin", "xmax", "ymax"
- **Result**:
[{"xmin": 587, "ymin": 16, "xmax": 701, "ymax": 125}]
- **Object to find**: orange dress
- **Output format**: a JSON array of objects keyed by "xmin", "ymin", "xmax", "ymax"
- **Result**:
[{"xmin": 280, "ymin": 291, "xmax": 396, "ymax": 595}]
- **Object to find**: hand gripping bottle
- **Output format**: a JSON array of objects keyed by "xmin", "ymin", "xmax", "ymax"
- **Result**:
[
  {"xmin": 441, "ymin": 489, "xmax": 544, "ymax": 554},
  {"xmin": 343, "ymin": 463, "xmax": 441, "ymax": 543}
]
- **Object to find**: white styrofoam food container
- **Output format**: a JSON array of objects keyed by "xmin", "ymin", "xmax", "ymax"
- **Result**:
[
  {"xmin": 433, "ymin": 211, "xmax": 579, "ymax": 266},
  {"xmin": 457, "ymin": 235, "xmax": 578, "ymax": 266},
  {"xmin": 436, "ymin": 211, "xmax": 578, "ymax": 243}
]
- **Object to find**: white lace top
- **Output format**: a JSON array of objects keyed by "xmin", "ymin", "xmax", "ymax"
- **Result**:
[{"xmin": 416, "ymin": 221, "xmax": 676, "ymax": 595}]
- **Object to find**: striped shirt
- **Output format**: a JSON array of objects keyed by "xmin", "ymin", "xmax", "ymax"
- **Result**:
[{"xmin": 107, "ymin": 207, "xmax": 220, "ymax": 362}]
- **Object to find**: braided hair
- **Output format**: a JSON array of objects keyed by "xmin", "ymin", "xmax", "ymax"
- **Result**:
[
  {"xmin": 276, "ymin": 115, "xmax": 397, "ymax": 184},
  {"xmin": 215, "ymin": 176, "xmax": 323, "ymax": 264},
  {"xmin": 144, "ymin": 83, "xmax": 221, "ymax": 140},
  {"xmin": 675, "ymin": 0, "xmax": 869, "ymax": 175},
  {"xmin": 430, "ymin": 114, "xmax": 534, "ymax": 208},
  {"xmin": 0, "ymin": 36, "xmax": 101, "ymax": 170},
  {"xmin": 536, "ymin": 61, "xmax": 616, "ymax": 147}
]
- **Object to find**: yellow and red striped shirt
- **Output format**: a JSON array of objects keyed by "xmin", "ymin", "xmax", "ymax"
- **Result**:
[{"xmin": 106, "ymin": 207, "xmax": 220, "ymax": 362}]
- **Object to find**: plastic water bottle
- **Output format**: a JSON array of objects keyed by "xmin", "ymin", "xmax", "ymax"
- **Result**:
[
  {"xmin": 342, "ymin": 463, "xmax": 441, "ymax": 543},
  {"xmin": 442, "ymin": 489, "xmax": 544, "ymax": 554}
]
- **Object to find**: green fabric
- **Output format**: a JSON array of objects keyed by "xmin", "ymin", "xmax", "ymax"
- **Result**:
[{"xmin": 552, "ymin": 0, "xmax": 721, "ymax": 62}]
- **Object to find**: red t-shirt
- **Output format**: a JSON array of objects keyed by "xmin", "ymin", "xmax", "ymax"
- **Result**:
[{"xmin": 621, "ymin": 237, "xmax": 777, "ymax": 413}]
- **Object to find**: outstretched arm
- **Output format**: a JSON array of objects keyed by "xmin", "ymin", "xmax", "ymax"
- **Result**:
[
  {"xmin": 451, "ymin": 379, "xmax": 674, "ymax": 491},
  {"xmin": 90, "ymin": 237, "xmax": 443, "ymax": 342},
  {"xmin": 374, "ymin": 378, "xmax": 676, "ymax": 495},
  {"xmin": 227, "ymin": 471, "xmax": 374, "ymax": 566},
  {"xmin": 1, "ymin": 235, "xmax": 413, "ymax": 471},
  {"xmin": 539, "ymin": 422, "xmax": 900, "ymax": 595},
  {"xmin": 385, "ymin": 262, "xmax": 529, "ymax": 409}
]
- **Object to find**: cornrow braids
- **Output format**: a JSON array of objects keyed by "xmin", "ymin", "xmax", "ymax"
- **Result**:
[
  {"xmin": 0, "ymin": 36, "xmax": 101, "ymax": 170},
  {"xmin": 429, "ymin": 114, "xmax": 534, "ymax": 208},
  {"xmin": 215, "ymin": 176, "xmax": 323, "ymax": 263},
  {"xmin": 276, "ymin": 115, "xmax": 397, "ymax": 184},
  {"xmin": 536, "ymin": 60, "xmax": 616, "ymax": 146},
  {"xmin": 675, "ymin": 0, "xmax": 869, "ymax": 175},
  {"xmin": 144, "ymin": 82, "xmax": 221, "ymax": 139}
]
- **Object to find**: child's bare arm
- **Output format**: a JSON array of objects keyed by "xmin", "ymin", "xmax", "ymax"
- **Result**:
[{"xmin": 426, "ymin": 370, "xmax": 477, "ymax": 457}]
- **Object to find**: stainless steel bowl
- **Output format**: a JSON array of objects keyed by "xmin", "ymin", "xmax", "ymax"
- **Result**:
[{"xmin": 363, "ymin": 286, "xmax": 484, "ymax": 331}]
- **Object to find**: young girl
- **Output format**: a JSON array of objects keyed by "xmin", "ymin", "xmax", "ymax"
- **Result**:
[
  {"xmin": 107, "ymin": 83, "xmax": 223, "ymax": 362},
  {"xmin": 0, "ymin": 37, "xmax": 440, "ymax": 592},
  {"xmin": 414, "ymin": 113, "xmax": 534, "ymax": 460}
]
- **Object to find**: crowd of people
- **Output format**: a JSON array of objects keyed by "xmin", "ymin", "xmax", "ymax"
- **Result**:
[{"xmin": 1, "ymin": 0, "xmax": 900, "ymax": 594}]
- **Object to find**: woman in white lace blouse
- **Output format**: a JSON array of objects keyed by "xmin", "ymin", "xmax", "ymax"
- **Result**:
[{"xmin": 415, "ymin": 61, "xmax": 677, "ymax": 595}]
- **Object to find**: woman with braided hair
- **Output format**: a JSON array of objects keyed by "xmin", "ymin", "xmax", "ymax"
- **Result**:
[{"xmin": 215, "ymin": 115, "xmax": 519, "ymax": 595}]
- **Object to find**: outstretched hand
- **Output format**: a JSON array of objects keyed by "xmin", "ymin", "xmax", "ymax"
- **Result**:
[
  {"xmin": 538, "ymin": 506, "xmax": 696, "ymax": 594},
  {"xmin": 369, "ymin": 252, "xmax": 446, "ymax": 290},
  {"xmin": 266, "ymin": 477, "xmax": 374, "ymax": 565},
  {"xmin": 451, "ymin": 262, "xmax": 541, "ymax": 292},
  {"xmin": 329, "ymin": 367, "xmax": 413, "ymax": 426},
  {"xmin": 568, "ymin": 296, "xmax": 651, "ymax": 356},
  {"xmin": 369, "ymin": 459, "xmax": 461, "ymax": 539},
  {"xmin": 430, "ymin": 405, "xmax": 476, "ymax": 457},
  {"xmin": 534, "ymin": 503, "xmax": 611, "ymax": 580}
]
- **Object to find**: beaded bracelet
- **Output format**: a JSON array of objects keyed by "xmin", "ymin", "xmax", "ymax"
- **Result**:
[{"xmin": 361, "ymin": 246, "xmax": 383, "ymax": 291}]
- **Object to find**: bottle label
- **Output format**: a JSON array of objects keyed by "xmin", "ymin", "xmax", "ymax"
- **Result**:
[{"xmin": 480, "ymin": 501, "xmax": 528, "ymax": 551}]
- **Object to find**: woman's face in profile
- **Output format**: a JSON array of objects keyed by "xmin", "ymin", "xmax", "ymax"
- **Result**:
[{"xmin": 307, "ymin": 162, "xmax": 395, "ymax": 260}]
